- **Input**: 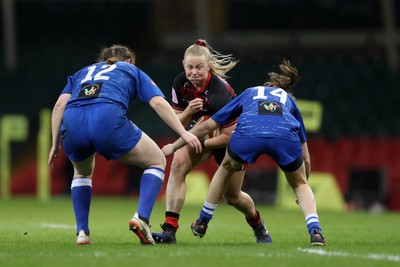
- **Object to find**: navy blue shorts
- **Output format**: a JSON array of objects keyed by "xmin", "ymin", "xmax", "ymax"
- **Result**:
[
  {"xmin": 61, "ymin": 103, "xmax": 142, "ymax": 161},
  {"xmin": 227, "ymin": 135, "xmax": 303, "ymax": 172}
]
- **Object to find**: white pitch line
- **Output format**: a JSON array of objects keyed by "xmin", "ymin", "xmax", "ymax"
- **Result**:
[
  {"xmin": 298, "ymin": 248, "xmax": 400, "ymax": 262},
  {"xmin": 38, "ymin": 223, "xmax": 75, "ymax": 229}
]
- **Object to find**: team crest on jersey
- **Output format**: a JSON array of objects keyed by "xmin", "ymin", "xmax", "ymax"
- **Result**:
[
  {"xmin": 258, "ymin": 101, "xmax": 283, "ymax": 115},
  {"xmin": 78, "ymin": 83, "xmax": 102, "ymax": 98}
]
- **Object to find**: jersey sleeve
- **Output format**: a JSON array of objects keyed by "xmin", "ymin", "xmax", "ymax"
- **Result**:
[
  {"xmin": 211, "ymin": 93, "xmax": 243, "ymax": 126},
  {"xmin": 291, "ymin": 100, "xmax": 307, "ymax": 142},
  {"xmin": 170, "ymin": 76, "xmax": 185, "ymax": 111},
  {"xmin": 135, "ymin": 68, "xmax": 166, "ymax": 103},
  {"xmin": 61, "ymin": 75, "xmax": 75, "ymax": 94},
  {"xmin": 212, "ymin": 80, "xmax": 238, "ymax": 128}
]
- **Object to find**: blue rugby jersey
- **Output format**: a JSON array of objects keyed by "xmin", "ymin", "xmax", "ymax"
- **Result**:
[
  {"xmin": 211, "ymin": 86, "xmax": 307, "ymax": 142},
  {"xmin": 61, "ymin": 61, "xmax": 165, "ymax": 110}
]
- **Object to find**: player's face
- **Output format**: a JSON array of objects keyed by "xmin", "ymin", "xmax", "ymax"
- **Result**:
[{"xmin": 183, "ymin": 55, "xmax": 209, "ymax": 88}]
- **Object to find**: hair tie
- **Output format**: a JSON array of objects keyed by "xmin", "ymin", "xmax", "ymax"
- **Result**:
[{"xmin": 195, "ymin": 39, "xmax": 206, "ymax": 46}]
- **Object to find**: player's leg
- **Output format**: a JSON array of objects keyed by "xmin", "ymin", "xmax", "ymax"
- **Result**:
[
  {"xmin": 284, "ymin": 163, "xmax": 316, "ymax": 216},
  {"xmin": 118, "ymin": 132, "xmax": 166, "ymax": 245},
  {"xmin": 283, "ymin": 163, "xmax": 325, "ymax": 246},
  {"xmin": 191, "ymin": 152, "xmax": 241, "ymax": 237},
  {"xmin": 152, "ymin": 145, "xmax": 211, "ymax": 243},
  {"xmin": 70, "ymin": 154, "xmax": 95, "ymax": 245},
  {"xmin": 61, "ymin": 107, "xmax": 96, "ymax": 245},
  {"xmin": 223, "ymin": 170, "xmax": 272, "ymax": 244},
  {"xmin": 217, "ymin": 138, "xmax": 272, "ymax": 243},
  {"xmin": 223, "ymin": 170, "xmax": 253, "ymax": 216},
  {"xmin": 275, "ymin": 136, "xmax": 325, "ymax": 247}
]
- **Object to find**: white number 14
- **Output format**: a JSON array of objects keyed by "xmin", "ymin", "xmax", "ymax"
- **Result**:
[{"xmin": 253, "ymin": 86, "xmax": 287, "ymax": 104}]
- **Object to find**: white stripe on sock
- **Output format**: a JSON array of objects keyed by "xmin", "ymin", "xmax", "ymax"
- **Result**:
[
  {"xmin": 305, "ymin": 213, "xmax": 318, "ymax": 222},
  {"xmin": 307, "ymin": 218, "xmax": 319, "ymax": 224},
  {"xmin": 202, "ymin": 207, "xmax": 214, "ymax": 216},
  {"xmin": 144, "ymin": 168, "xmax": 165, "ymax": 181},
  {"xmin": 202, "ymin": 201, "xmax": 217, "ymax": 215},
  {"xmin": 203, "ymin": 201, "xmax": 217, "ymax": 210},
  {"xmin": 71, "ymin": 178, "xmax": 92, "ymax": 189}
]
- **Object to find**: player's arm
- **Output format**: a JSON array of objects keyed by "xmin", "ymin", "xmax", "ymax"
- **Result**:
[
  {"xmin": 291, "ymin": 98, "xmax": 310, "ymax": 178},
  {"xmin": 170, "ymin": 83, "xmax": 203, "ymax": 127},
  {"xmin": 175, "ymin": 98, "xmax": 204, "ymax": 127},
  {"xmin": 48, "ymin": 93, "xmax": 71, "ymax": 167},
  {"xmin": 163, "ymin": 93, "xmax": 241, "ymax": 156},
  {"xmin": 201, "ymin": 90, "xmax": 242, "ymax": 149},
  {"xmin": 162, "ymin": 118, "xmax": 219, "ymax": 156},
  {"xmin": 202, "ymin": 122, "xmax": 236, "ymax": 149},
  {"xmin": 149, "ymin": 96, "xmax": 201, "ymax": 151}
]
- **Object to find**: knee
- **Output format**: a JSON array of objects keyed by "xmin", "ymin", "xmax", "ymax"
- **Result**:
[
  {"xmin": 225, "ymin": 197, "xmax": 239, "ymax": 207},
  {"xmin": 73, "ymin": 168, "xmax": 94, "ymax": 178},
  {"xmin": 160, "ymin": 154, "xmax": 167, "ymax": 169},
  {"xmin": 170, "ymin": 157, "xmax": 191, "ymax": 176},
  {"xmin": 285, "ymin": 170, "xmax": 308, "ymax": 189},
  {"xmin": 150, "ymin": 151, "xmax": 167, "ymax": 170},
  {"xmin": 223, "ymin": 192, "xmax": 240, "ymax": 207},
  {"xmin": 290, "ymin": 179, "xmax": 308, "ymax": 191},
  {"xmin": 221, "ymin": 160, "xmax": 241, "ymax": 172}
]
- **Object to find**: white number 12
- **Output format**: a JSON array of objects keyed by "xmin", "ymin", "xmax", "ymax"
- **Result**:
[{"xmin": 81, "ymin": 64, "xmax": 117, "ymax": 84}]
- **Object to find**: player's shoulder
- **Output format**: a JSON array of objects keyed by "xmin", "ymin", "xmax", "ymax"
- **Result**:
[
  {"xmin": 115, "ymin": 61, "xmax": 138, "ymax": 71},
  {"xmin": 244, "ymin": 86, "xmax": 261, "ymax": 92},
  {"xmin": 245, "ymin": 85, "xmax": 283, "ymax": 94},
  {"xmin": 209, "ymin": 74, "xmax": 235, "ymax": 95},
  {"xmin": 210, "ymin": 74, "xmax": 230, "ymax": 87}
]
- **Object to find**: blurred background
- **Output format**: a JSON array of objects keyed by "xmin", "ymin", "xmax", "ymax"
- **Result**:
[{"xmin": 1, "ymin": 0, "xmax": 400, "ymax": 211}]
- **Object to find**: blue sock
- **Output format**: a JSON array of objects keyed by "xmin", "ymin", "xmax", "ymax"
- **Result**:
[
  {"xmin": 137, "ymin": 167, "xmax": 165, "ymax": 221},
  {"xmin": 305, "ymin": 213, "xmax": 322, "ymax": 234},
  {"xmin": 71, "ymin": 178, "xmax": 92, "ymax": 234},
  {"xmin": 198, "ymin": 201, "xmax": 217, "ymax": 222}
]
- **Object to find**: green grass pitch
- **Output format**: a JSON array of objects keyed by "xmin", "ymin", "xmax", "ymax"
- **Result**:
[{"xmin": 0, "ymin": 197, "xmax": 399, "ymax": 267}]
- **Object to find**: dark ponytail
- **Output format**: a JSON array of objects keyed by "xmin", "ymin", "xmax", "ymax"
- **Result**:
[{"xmin": 264, "ymin": 59, "xmax": 299, "ymax": 93}]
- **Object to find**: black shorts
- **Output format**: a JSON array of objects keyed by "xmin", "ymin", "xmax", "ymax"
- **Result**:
[{"xmin": 212, "ymin": 147, "xmax": 226, "ymax": 165}]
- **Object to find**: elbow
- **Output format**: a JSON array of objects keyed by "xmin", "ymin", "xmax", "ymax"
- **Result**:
[
  {"xmin": 53, "ymin": 101, "xmax": 66, "ymax": 114},
  {"xmin": 53, "ymin": 94, "xmax": 70, "ymax": 113},
  {"xmin": 53, "ymin": 101, "xmax": 65, "ymax": 110},
  {"xmin": 149, "ymin": 96, "xmax": 165, "ymax": 108}
]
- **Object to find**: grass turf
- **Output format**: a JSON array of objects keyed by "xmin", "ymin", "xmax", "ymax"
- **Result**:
[{"xmin": 0, "ymin": 197, "xmax": 399, "ymax": 267}]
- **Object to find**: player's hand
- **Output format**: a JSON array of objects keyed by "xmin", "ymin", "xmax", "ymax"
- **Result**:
[
  {"xmin": 161, "ymin": 144, "xmax": 176, "ymax": 156},
  {"xmin": 47, "ymin": 145, "xmax": 60, "ymax": 170},
  {"xmin": 181, "ymin": 131, "xmax": 202, "ymax": 153},
  {"xmin": 187, "ymin": 98, "xmax": 204, "ymax": 115}
]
